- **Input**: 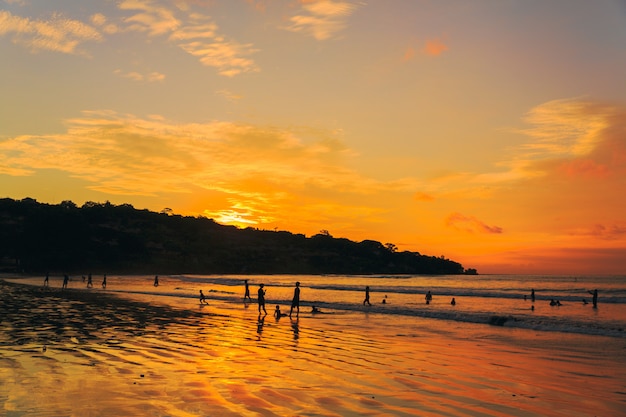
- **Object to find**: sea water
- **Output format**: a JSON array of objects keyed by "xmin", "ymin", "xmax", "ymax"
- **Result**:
[{"xmin": 20, "ymin": 274, "xmax": 626, "ymax": 338}]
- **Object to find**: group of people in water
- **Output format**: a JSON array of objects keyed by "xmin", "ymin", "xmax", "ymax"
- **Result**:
[
  {"xmin": 43, "ymin": 274, "xmax": 601, "ymax": 313},
  {"xmin": 44, "ymin": 272, "xmax": 106, "ymax": 289},
  {"xmin": 526, "ymin": 287, "xmax": 599, "ymax": 309}
]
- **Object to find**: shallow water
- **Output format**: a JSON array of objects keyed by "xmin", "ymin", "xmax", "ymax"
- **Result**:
[{"xmin": 19, "ymin": 273, "xmax": 626, "ymax": 338}]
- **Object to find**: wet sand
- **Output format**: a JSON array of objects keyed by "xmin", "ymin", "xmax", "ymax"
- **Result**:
[{"xmin": 1, "ymin": 279, "xmax": 625, "ymax": 416}]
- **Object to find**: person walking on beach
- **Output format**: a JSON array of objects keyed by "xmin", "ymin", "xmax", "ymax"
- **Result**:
[
  {"xmin": 102, "ymin": 274, "xmax": 107, "ymax": 289},
  {"xmin": 244, "ymin": 279, "xmax": 252, "ymax": 302},
  {"xmin": 588, "ymin": 289, "xmax": 598, "ymax": 308},
  {"xmin": 43, "ymin": 272, "xmax": 49, "ymax": 287},
  {"xmin": 363, "ymin": 286, "xmax": 371, "ymax": 306},
  {"xmin": 258, "ymin": 284, "xmax": 267, "ymax": 315},
  {"xmin": 290, "ymin": 281, "xmax": 301, "ymax": 317},
  {"xmin": 62, "ymin": 274, "xmax": 69, "ymax": 289},
  {"xmin": 199, "ymin": 290, "xmax": 208, "ymax": 304},
  {"xmin": 87, "ymin": 273, "xmax": 93, "ymax": 288},
  {"xmin": 154, "ymin": 275, "xmax": 159, "ymax": 287}
]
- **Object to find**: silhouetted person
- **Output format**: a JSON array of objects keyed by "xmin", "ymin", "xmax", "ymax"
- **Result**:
[
  {"xmin": 550, "ymin": 299, "xmax": 556, "ymax": 306},
  {"xmin": 290, "ymin": 281, "xmax": 300, "ymax": 317},
  {"xmin": 258, "ymin": 284, "xmax": 267, "ymax": 315},
  {"xmin": 311, "ymin": 305, "xmax": 321, "ymax": 313},
  {"xmin": 62, "ymin": 274, "xmax": 69, "ymax": 289},
  {"xmin": 274, "ymin": 305, "xmax": 287, "ymax": 319},
  {"xmin": 244, "ymin": 279, "xmax": 252, "ymax": 301},
  {"xmin": 425, "ymin": 291, "xmax": 432, "ymax": 304},
  {"xmin": 588, "ymin": 289, "xmax": 598, "ymax": 308},
  {"xmin": 87, "ymin": 273, "xmax": 93, "ymax": 288},
  {"xmin": 199, "ymin": 290, "xmax": 208, "ymax": 304},
  {"xmin": 363, "ymin": 286, "xmax": 371, "ymax": 306},
  {"xmin": 154, "ymin": 275, "xmax": 159, "ymax": 287},
  {"xmin": 43, "ymin": 272, "xmax": 49, "ymax": 287},
  {"xmin": 102, "ymin": 274, "xmax": 107, "ymax": 289},
  {"xmin": 82, "ymin": 275, "xmax": 86, "ymax": 283},
  {"xmin": 531, "ymin": 288, "xmax": 535, "ymax": 303},
  {"xmin": 451, "ymin": 297, "xmax": 456, "ymax": 306}
]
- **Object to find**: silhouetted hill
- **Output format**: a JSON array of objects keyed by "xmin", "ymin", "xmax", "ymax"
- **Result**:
[{"xmin": 0, "ymin": 198, "xmax": 472, "ymax": 275}]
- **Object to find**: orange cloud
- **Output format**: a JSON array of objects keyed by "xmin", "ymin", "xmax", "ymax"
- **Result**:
[
  {"xmin": 446, "ymin": 212, "xmax": 503, "ymax": 234},
  {"xmin": 422, "ymin": 38, "xmax": 448, "ymax": 56},
  {"xmin": 413, "ymin": 192, "xmax": 434, "ymax": 202}
]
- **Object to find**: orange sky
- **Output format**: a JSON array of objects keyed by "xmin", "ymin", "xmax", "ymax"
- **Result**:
[{"xmin": 1, "ymin": 1, "xmax": 625, "ymax": 274}]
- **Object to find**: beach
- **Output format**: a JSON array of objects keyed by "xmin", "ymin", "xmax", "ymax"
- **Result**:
[{"xmin": 1, "ymin": 277, "xmax": 625, "ymax": 416}]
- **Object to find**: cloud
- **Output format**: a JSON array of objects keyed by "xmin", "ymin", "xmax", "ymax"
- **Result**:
[
  {"xmin": 422, "ymin": 38, "xmax": 448, "ymax": 56},
  {"xmin": 0, "ymin": 10, "xmax": 102, "ymax": 54},
  {"xmin": 286, "ymin": 0, "xmax": 361, "ymax": 40},
  {"xmin": 446, "ymin": 212, "xmax": 503, "ymax": 234},
  {"xmin": 0, "ymin": 110, "xmax": 385, "ymax": 199},
  {"xmin": 216, "ymin": 89, "xmax": 243, "ymax": 102},
  {"xmin": 118, "ymin": 3, "xmax": 259, "ymax": 76},
  {"xmin": 118, "ymin": 0, "xmax": 181, "ymax": 36},
  {"xmin": 114, "ymin": 69, "xmax": 165, "ymax": 82},
  {"xmin": 413, "ymin": 191, "xmax": 435, "ymax": 202}
]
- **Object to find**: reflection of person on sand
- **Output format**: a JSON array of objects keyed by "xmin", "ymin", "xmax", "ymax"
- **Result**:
[
  {"xmin": 244, "ymin": 279, "xmax": 252, "ymax": 302},
  {"xmin": 87, "ymin": 273, "xmax": 93, "ymax": 288},
  {"xmin": 274, "ymin": 305, "xmax": 287, "ymax": 318},
  {"xmin": 588, "ymin": 289, "xmax": 598, "ymax": 308},
  {"xmin": 43, "ymin": 272, "xmax": 49, "ymax": 287},
  {"xmin": 290, "ymin": 281, "xmax": 300, "ymax": 317},
  {"xmin": 257, "ymin": 314, "xmax": 265, "ymax": 335},
  {"xmin": 154, "ymin": 275, "xmax": 159, "ymax": 287},
  {"xmin": 258, "ymin": 284, "xmax": 267, "ymax": 315},
  {"xmin": 363, "ymin": 286, "xmax": 371, "ymax": 306},
  {"xmin": 199, "ymin": 290, "xmax": 208, "ymax": 304},
  {"xmin": 425, "ymin": 291, "xmax": 432, "ymax": 304},
  {"xmin": 102, "ymin": 274, "xmax": 107, "ymax": 289}
]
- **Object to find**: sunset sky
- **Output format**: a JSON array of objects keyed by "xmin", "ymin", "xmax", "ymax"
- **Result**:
[{"xmin": 1, "ymin": 0, "xmax": 625, "ymax": 275}]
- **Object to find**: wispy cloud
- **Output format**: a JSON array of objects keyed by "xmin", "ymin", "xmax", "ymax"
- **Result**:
[
  {"xmin": 118, "ymin": 0, "xmax": 180, "ymax": 36},
  {"xmin": 0, "ymin": 10, "xmax": 102, "ymax": 54},
  {"xmin": 286, "ymin": 0, "xmax": 361, "ymax": 40},
  {"xmin": 118, "ymin": 3, "xmax": 260, "ymax": 76},
  {"xmin": 0, "ymin": 111, "xmax": 390, "ymax": 225},
  {"xmin": 502, "ymin": 98, "xmax": 625, "ymax": 180},
  {"xmin": 114, "ymin": 69, "xmax": 165, "ymax": 82},
  {"xmin": 422, "ymin": 37, "xmax": 448, "ymax": 56},
  {"xmin": 446, "ymin": 212, "xmax": 503, "ymax": 234}
]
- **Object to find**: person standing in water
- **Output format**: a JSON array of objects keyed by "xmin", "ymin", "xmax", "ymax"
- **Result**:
[
  {"xmin": 43, "ymin": 272, "xmax": 49, "ymax": 287},
  {"xmin": 87, "ymin": 273, "xmax": 93, "ymax": 288},
  {"xmin": 290, "ymin": 281, "xmax": 301, "ymax": 317},
  {"xmin": 154, "ymin": 275, "xmax": 159, "ymax": 287},
  {"xmin": 62, "ymin": 274, "xmax": 69, "ymax": 289},
  {"xmin": 102, "ymin": 274, "xmax": 107, "ymax": 289},
  {"xmin": 363, "ymin": 286, "xmax": 371, "ymax": 306},
  {"xmin": 258, "ymin": 284, "xmax": 267, "ymax": 315},
  {"xmin": 531, "ymin": 288, "xmax": 536, "ymax": 303},
  {"xmin": 588, "ymin": 289, "xmax": 598, "ymax": 308},
  {"xmin": 244, "ymin": 279, "xmax": 252, "ymax": 302}
]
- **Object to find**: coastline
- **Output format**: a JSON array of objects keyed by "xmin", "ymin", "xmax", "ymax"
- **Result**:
[{"xmin": 2, "ymin": 278, "xmax": 626, "ymax": 416}]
